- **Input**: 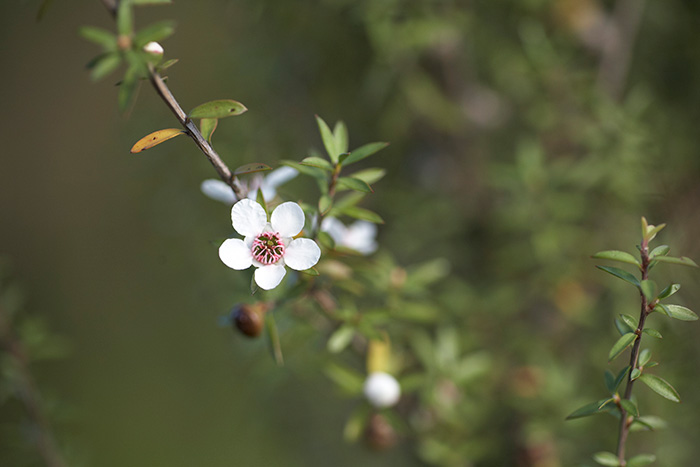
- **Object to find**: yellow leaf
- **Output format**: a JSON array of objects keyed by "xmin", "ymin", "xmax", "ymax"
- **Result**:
[{"xmin": 130, "ymin": 128, "xmax": 186, "ymax": 153}]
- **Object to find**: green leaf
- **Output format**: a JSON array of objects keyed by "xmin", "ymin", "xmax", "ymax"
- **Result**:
[
  {"xmin": 300, "ymin": 267, "xmax": 319, "ymax": 276},
  {"xmin": 593, "ymin": 451, "xmax": 621, "ymax": 466},
  {"xmin": 630, "ymin": 368, "xmax": 641, "ymax": 381},
  {"xmin": 317, "ymin": 231, "xmax": 335, "ymax": 249},
  {"xmin": 134, "ymin": 20, "xmax": 175, "ymax": 47},
  {"xmin": 341, "ymin": 206, "xmax": 384, "ymax": 224},
  {"xmin": 631, "ymin": 415, "xmax": 667, "ymax": 431},
  {"xmin": 300, "ymin": 156, "xmax": 334, "ymax": 171},
  {"xmin": 652, "ymin": 255, "xmax": 699, "ymax": 268},
  {"xmin": 566, "ymin": 399, "xmax": 612, "ymax": 420},
  {"xmin": 644, "ymin": 221, "xmax": 666, "ymax": 242},
  {"xmin": 117, "ymin": 0, "xmax": 133, "ymax": 37},
  {"xmin": 604, "ymin": 370, "xmax": 616, "ymax": 394},
  {"xmin": 613, "ymin": 366, "xmax": 630, "ymax": 392},
  {"xmin": 642, "ymin": 328, "xmax": 662, "ymax": 339},
  {"xmin": 234, "ymin": 162, "xmax": 272, "ymax": 176},
  {"xmin": 638, "ymin": 374, "xmax": 680, "ymax": 402},
  {"xmin": 337, "ymin": 177, "xmax": 373, "ymax": 193},
  {"xmin": 640, "ymin": 280, "xmax": 657, "ymax": 301},
  {"xmin": 592, "ymin": 250, "xmax": 640, "ymax": 267},
  {"xmin": 344, "ymin": 142, "xmax": 389, "ymax": 165},
  {"xmin": 333, "ymin": 120, "xmax": 348, "ymax": 154},
  {"xmin": 189, "ymin": 99, "xmax": 247, "ymax": 119},
  {"xmin": 89, "ymin": 53, "xmax": 122, "ymax": 81},
  {"xmin": 327, "ymin": 325, "xmax": 355, "ymax": 353},
  {"xmin": 627, "ymin": 454, "xmax": 656, "ymax": 467},
  {"xmin": 279, "ymin": 160, "xmax": 327, "ymax": 182},
  {"xmin": 255, "ymin": 188, "xmax": 268, "ymax": 217},
  {"xmin": 661, "ymin": 304, "xmax": 698, "ymax": 321},
  {"xmin": 159, "ymin": 58, "xmax": 179, "ymax": 71},
  {"xmin": 318, "ymin": 194, "xmax": 333, "ymax": 215},
  {"xmin": 324, "ymin": 362, "xmax": 364, "ymax": 395},
  {"xmin": 79, "ymin": 26, "xmax": 117, "ymax": 49},
  {"xmin": 343, "ymin": 406, "xmax": 371, "ymax": 443},
  {"xmin": 350, "ymin": 168, "xmax": 386, "ymax": 185},
  {"xmin": 200, "ymin": 118, "xmax": 218, "ymax": 142},
  {"xmin": 619, "ymin": 398, "xmax": 639, "ymax": 417},
  {"xmin": 130, "ymin": 128, "xmax": 185, "ymax": 153},
  {"xmin": 596, "ymin": 265, "xmax": 641, "ymax": 288},
  {"xmin": 657, "ymin": 283, "xmax": 680, "ymax": 301},
  {"xmin": 338, "ymin": 153, "xmax": 350, "ymax": 165},
  {"xmin": 118, "ymin": 65, "xmax": 140, "ymax": 113},
  {"xmin": 649, "ymin": 244, "xmax": 670, "ymax": 258},
  {"xmin": 638, "ymin": 348, "xmax": 652, "ymax": 367},
  {"xmin": 264, "ymin": 312, "xmax": 284, "ymax": 366},
  {"xmin": 609, "ymin": 333, "xmax": 636, "ymax": 362},
  {"xmin": 615, "ymin": 316, "xmax": 635, "ymax": 336},
  {"xmin": 315, "ymin": 115, "xmax": 338, "ymax": 163},
  {"xmin": 619, "ymin": 314, "xmax": 638, "ymax": 330}
]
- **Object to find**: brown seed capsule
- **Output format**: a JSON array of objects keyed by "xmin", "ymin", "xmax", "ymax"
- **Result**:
[
  {"xmin": 365, "ymin": 413, "xmax": 397, "ymax": 451},
  {"xmin": 232, "ymin": 304, "xmax": 263, "ymax": 338}
]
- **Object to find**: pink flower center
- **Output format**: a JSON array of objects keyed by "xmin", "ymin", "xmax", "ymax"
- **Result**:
[{"xmin": 252, "ymin": 232, "xmax": 285, "ymax": 265}]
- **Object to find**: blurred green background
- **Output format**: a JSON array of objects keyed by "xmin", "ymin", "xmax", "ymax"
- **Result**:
[{"xmin": 2, "ymin": 0, "xmax": 700, "ymax": 466}]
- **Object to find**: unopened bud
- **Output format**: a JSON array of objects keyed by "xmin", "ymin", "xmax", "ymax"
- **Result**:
[
  {"xmin": 232, "ymin": 304, "xmax": 263, "ymax": 338},
  {"xmin": 365, "ymin": 413, "xmax": 397, "ymax": 451},
  {"xmin": 143, "ymin": 41, "xmax": 164, "ymax": 55},
  {"xmin": 363, "ymin": 372, "xmax": 401, "ymax": 408}
]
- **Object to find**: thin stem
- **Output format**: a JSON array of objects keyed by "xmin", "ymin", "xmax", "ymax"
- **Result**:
[
  {"xmin": 616, "ymin": 238, "xmax": 651, "ymax": 464},
  {"xmin": 0, "ymin": 307, "xmax": 67, "ymax": 467}
]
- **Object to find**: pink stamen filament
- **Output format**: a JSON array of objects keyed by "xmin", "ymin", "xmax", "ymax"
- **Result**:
[{"xmin": 252, "ymin": 232, "xmax": 285, "ymax": 265}]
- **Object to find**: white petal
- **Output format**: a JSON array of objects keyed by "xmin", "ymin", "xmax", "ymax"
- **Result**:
[
  {"xmin": 345, "ymin": 221, "xmax": 378, "ymax": 255},
  {"xmin": 320, "ymin": 217, "xmax": 346, "ymax": 244},
  {"xmin": 201, "ymin": 179, "xmax": 237, "ymax": 204},
  {"xmin": 363, "ymin": 372, "xmax": 401, "ymax": 408},
  {"xmin": 254, "ymin": 264, "xmax": 287, "ymax": 290},
  {"xmin": 284, "ymin": 238, "xmax": 321, "ymax": 271},
  {"xmin": 219, "ymin": 239, "xmax": 253, "ymax": 270},
  {"xmin": 270, "ymin": 202, "xmax": 305, "ymax": 238},
  {"xmin": 264, "ymin": 166, "xmax": 298, "ymax": 188},
  {"xmin": 231, "ymin": 199, "xmax": 267, "ymax": 237}
]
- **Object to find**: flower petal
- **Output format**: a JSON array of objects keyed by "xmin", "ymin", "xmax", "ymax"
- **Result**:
[
  {"xmin": 264, "ymin": 166, "xmax": 298, "ymax": 188},
  {"xmin": 270, "ymin": 202, "xmax": 305, "ymax": 238},
  {"xmin": 284, "ymin": 238, "xmax": 321, "ymax": 271},
  {"xmin": 346, "ymin": 221, "xmax": 378, "ymax": 255},
  {"xmin": 231, "ymin": 199, "xmax": 267, "ymax": 237},
  {"xmin": 254, "ymin": 264, "xmax": 287, "ymax": 290},
  {"xmin": 320, "ymin": 217, "xmax": 346, "ymax": 244},
  {"xmin": 219, "ymin": 238, "xmax": 253, "ymax": 270},
  {"xmin": 201, "ymin": 179, "xmax": 237, "ymax": 204}
]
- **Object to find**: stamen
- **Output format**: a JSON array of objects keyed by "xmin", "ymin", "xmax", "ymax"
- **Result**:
[{"xmin": 251, "ymin": 232, "xmax": 285, "ymax": 265}]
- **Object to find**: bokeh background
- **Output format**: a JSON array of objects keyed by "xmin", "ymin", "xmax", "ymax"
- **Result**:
[{"xmin": 2, "ymin": 0, "xmax": 700, "ymax": 466}]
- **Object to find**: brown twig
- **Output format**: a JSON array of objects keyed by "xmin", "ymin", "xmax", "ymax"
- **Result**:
[{"xmin": 0, "ymin": 307, "xmax": 67, "ymax": 467}]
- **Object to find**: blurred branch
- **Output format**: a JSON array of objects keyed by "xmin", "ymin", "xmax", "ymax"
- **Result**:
[
  {"xmin": 0, "ymin": 307, "xmax": 67, "ymax": 467},
  {"xmin": 596, "ymin": 0, "xmax": 646, "ymax": 101}
]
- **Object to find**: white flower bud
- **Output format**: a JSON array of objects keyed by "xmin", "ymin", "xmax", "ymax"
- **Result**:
[
  {"xmin": 143, "ymin": 41, "xmax": 164, "ymax": 55},
  {"xmin": 363, "ymin": 372, "xmax": 401, "ymax": 408}
]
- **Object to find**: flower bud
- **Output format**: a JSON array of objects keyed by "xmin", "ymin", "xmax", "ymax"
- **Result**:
[
  {"xmin": 232, "ymin": 304, "xmax": 263, "ymax": 338},
  {"xmin": 363, "ymin": 372, "xmax": 401, "ymax": 408},
  {"xmin": 365, "ymin": 413, "xmax": 397, "ymax": 451},
  {"xmin": 143, "ymin": 41, "xmax": 164, "ymax": 55}
]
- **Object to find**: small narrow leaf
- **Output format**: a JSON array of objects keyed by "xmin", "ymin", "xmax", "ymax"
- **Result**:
[
  {"xmin": 343, "ymin": 406, "xmax": 371, "ymax": 443},
  {"xmin": 592, "ymin": 250, "xmax": 640, "ymax": 267},
  {"xmin": 638, "ymin": 348, "xmax": 652, "ymax": 367},
  {"xmin": 200, "ymin": 118, "xmax": 218, "ymax": 142},
  {"xmin": 234, "ymin": 163, "xmax": 272, "ymax": 176},
  {"xmin": 645, "ymin": 223, "xmax": 666, "ymax": 242},
  {"xmin": 118, "ymin": 65, "xmax": 140, "ymax": 113},
  {"xmin": 642, "ymin": 328, "xmax": 662, "ymax": 339},
  {"xmin": 343, "ymin": 142, "xmax": 389, "ymax": 165},
  {"xmin": 627, "ymin": 454, "xmax": 656, "ymax": 467},
  {"xmin": 317, "ymin": 231, "xmax": 335, "ymax": 249},
  {"xmin": 609, "ymin": 333, "xmax": 636, "ymax": 362},
  {"xmin": 301, "ymin": 156, "xmax": 334, "ymax": 171},
  {"xmin": 649, "ymin": 245, "xmax": 670, "ymax": 258},
  {"xmin": 325, "ymin": 362, "xmax": 364, "ymax": 395},
  {"xmin": 604, "ymin": 370, "xmax": 616, "ymax": 394},
  {"xmin": 351, "ymin": 168, "xmax": 386, "ymax": 185},
  {"xmin": 318, "ymin": 194, "xmax": 333, "ymax": 215},
  {"xmin": 189, "ymin": 99, "xmax": 247, "ymax": 119},
  {"xmin": 130, "ymin": 128, "xmax": 185, "ymax": 153},
  {"xmin": 596, "ymin": 265, "xmax": 641, "ymax": 288},
  {"xmin": 619, "ymin": 398, "xmax": 639, "ymax": 417},
  {"xmin": 615, "ymin": 316, "xmax": 635, "ymax": 336},
  {"xmin": 593, "ymin": 451, "xmax": 621, "ymax": 466},
  {"xmin": 315, "ymin": 115, "xmax": 338, "ymax": 163},
  {"xmin": 342, "ymin": 206, "xmax": 384, "ymax": 224},
  {"xmin": 640, "ymin": 280, "xmax": 657, "ymax": 301},
  {"xmin": 79, "ymin": 26, "xmax": 117, "ymax": 49},
  {"xmin": 657, "ymin": 283, "xmax": 680, "ymax": 300},
  {"xmin": 133, "ymin": 20, "xmax": 175, "ymax": 47},
  {"xmin": 327, "ymin": 325, "xmax": 355, "ymax": 353},
  {"xmin": 630, "ymin": 368, "xmax": 641, "ymax": 380},
  {"xmin": 337, "ymin": 177, "xmax": 373, "ymax": 193},
  {"xmin": 301, "ymin": 267, "xmax": 320, "ymax": 276},
  {"xmin": 652, "ymin": 256, "xmax": 699, "ymax": 268},
  {"xmin": 89, "ymin": 53, "xmax": 122, "ymax": 81},
  {"xmin": 638, "ymin": 374, "xmax": 680, "ymax": 402},
  {"xmin": 619, "ymin": 314, "xmax": 638, "ymax": 330},
  {"xmin": 566, "ymin": 399, "xmax": 612, "ymax": 420},
  {"xmin": 662, "ymin": 304, "xmax": 699, "ymax": 321},
  {"xmin": 631, "ymin": 415, "xmax": 667, "ymax": 431},
  {"xmin": 613, "ymin": 366, "xmax": 630, "ymax": 392},
  {"xmin": 333, "ymin": 120, "xmax": 348, "ymax": 154},
  {"xmin": 264, "ymin": 312, "xmax": 284, "ymax": 366},
  {"xmin": 117, "ymin": 0, "xmax": 133, "ymax": 37},
  {"xmin": 159, "ymin": 58, "xmax": 179, "ymax": 70}
]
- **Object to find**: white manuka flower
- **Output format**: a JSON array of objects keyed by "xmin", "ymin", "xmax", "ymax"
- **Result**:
[
  {"xmin": 143, "ymin": 41, "xmax": 164, "ymax": 55},
  {"xmin": 219, "ymin": 199, "xmax": 321, "ymax": 290},
  {"xmin": 201, "ymin": 167, "xmax": 298, "ymax": 205},
  {"xmin": 363, "ymin": 372, "xmax": 401, "ymax": 408},
  {"xmin": 321, "ymin": 217, "xmax": 378, "ymax": 255}
]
